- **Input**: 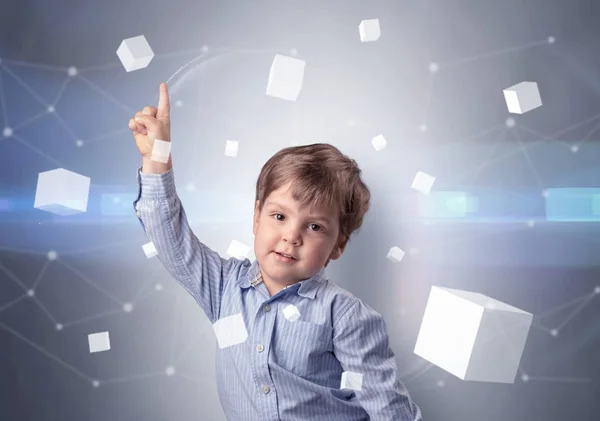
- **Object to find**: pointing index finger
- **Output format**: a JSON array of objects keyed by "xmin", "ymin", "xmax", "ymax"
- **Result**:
[{"xmin": 157, "ymin": 82, "xmax": 170, "ymax": 118}]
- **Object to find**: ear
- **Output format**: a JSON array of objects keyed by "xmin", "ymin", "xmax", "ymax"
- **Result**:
[
  {"xmin": 253, "ymin": 200, "xmax": 261, "ymax": 235},
  {"xmin": 328, "ymin": 235, "xmax": 348, "ymax": 261}
]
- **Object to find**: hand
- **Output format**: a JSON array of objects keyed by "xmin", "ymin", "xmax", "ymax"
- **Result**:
[{"xmin": 129, "ymin": 82, "xmax": 171, "ymax": 159}]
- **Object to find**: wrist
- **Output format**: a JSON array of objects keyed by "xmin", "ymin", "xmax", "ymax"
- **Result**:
[{"xmin": 142, "ymin": 156, "xmax": 172, "ymax": 174}]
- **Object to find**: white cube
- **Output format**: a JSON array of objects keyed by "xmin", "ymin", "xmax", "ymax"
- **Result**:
[
  {"xmin": 503, "ymin": 81, "xmax": 542, "ymax": 114},
  {"xmin": 225, "ymin": 140, "xmax": 239, "ymax": 157},
  {"xmin": 151, "ymin": 139, "xmax": 171, "ymax": 164},
  {"xmin": 226, "ymin": 239, "xmax": 250, "ymax": 259},
  {"xmin": 414, "ymin": 286, "xmax": 533, "ymax": 383},
  {"xmin": 411, "ymin": 171, "xmax": 435, "ymax": 195},
  {"xmin": 359, "ymin": 19, "xmax": 381, "ymax": 42},
  {"xmin": 213, "ymin": 313, "xmax": 248, "ymax": 349},
  {"xmin": 142, "ymin": 241, "xmax": 157, "ymax": 258},
  {"xmin": 116, "ymin": 35, "xmax": 154, "ymax": 72},
  {"xmin": 372, "ymin": 134, "xmax": 387, "ymax": 151},
  {"xmin": 340, "ymin": 371, "xmax": 363, "ymax": 391},
  {"xmin": 282, "ymin": 304, "xmax": 300, "ymax": 322},
  {"xmin": 386, "ymin": 246, "xmax": 405, "ymax": 263},
  {"xmin": 34, "ymin": 168, "xmax": 90, "ymax": 216},
  {"xmin": 266, "ymin": 54, "xmax": 305, "ymax": 102},
  {"xmin": 88, "ymin": 331, "xmax": 111, "ymax": 353}
]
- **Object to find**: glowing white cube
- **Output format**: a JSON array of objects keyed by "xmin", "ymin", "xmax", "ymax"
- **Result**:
[
  {"xmin": 88, "ymin": 331, "xmax": 111, "ymax": 353},
  {"xmin": 372, "ymin": 134, "xmax": 387, "ymax": 151},
  {"xmin": 266, "ymin": 54, "xmax": 305, "ymax": 102},
  {"xmin": 151, "ymin": 139, "xmax": 171, "ymax": 163},
  {"xmin": 226, "ymin": 239, "xmax": 250, "ymax": 259},
  {"xmin": 34, "ymin": 168, "xmax": 90, "ymax": 216},
  {"xmin": 411, "ymin": 171, "xmax": 435, "ymax": 194},
  {"xmin": 340, "ymin": 371, "xmax": 363, "ymax": 391},
  {"xmin": 282, "ymin": 304, "xmax": 300, "ymax": 321},
  {"xmin": 116, "ymin": 35, "xmax": 154, "ymax": 72},
  {"xmin": 386, "ymin": 246, "xmax": 405, "ymax": 263},
  {"xmin": 414, "ymin": 286, "xmax": 533, "ymax": 383},
  {"xmin": 359, "ymin": 19, "xmax": 381, "ymax": 42},
  {"xmin": 503, "ymin": 81, "xmax": 542, "ymax": 114},
  {"xmin": 213, "ymin": 313, "xmax": 248, "ymax": 349},
  {"xmin": 142, "ymin": 241, "xmax": 157, "ymax": 258},
  {"xmin": 225, "ymin": 140, "xmax": 239, "ymax": 157}
]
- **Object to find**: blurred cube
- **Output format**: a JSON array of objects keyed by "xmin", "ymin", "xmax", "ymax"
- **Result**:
[
  {"xmin": 282, "ymin": 304, "xmax": 300, "ymax": 321},
  {"xmin": 88, "ymin": 331, "xmax": 111, "ymax": 353},
  {"xmin": 411, "ymin": 171, "xmax": 435, "ymax": 195},
  {"xmin": 226, "ymin": 239, "xmax": 250, "ymax": 259},
  {"xmin": 266, "ymin": 54, "xmax": 305, "ymax": 101},
  {"xmin": 372, "ymin": 134, "xmax": 387, "ymax": 151},
  {"xmin": 359, "ymin": 19, "xmax": 381, "ymax": 42},
  {"xmin": 386, "ymin": 246, "xmax": 405, "ymax": 263},
  {"xmin": 34, "ymin": 168, "xmax": 90, "ymax": 216},
  {"xmin": 414, "ymin": 286, "xmax": 533, "ymax": 383},
  {"xmin": 151, "ymin": 139, "xmax": 171, "ymax": 163},
  {"xmin": 116, "ymin": 35, "xmax": 154, "ymax": 72},
  {"xmin": 503, "ymin": 81, "xmax": 542, "ymax": 114},
  {"xmin": 225, "ymin": 140, "xmax": 239, "ymax": 157},
  {"xmin": 142, "ymin": 241, "xmax": 157, "ymax": 258},
  {"xmin": 420, "ymin": 191, "xmax": 479, "ymax": 218},
  {"xmin": 340, "ymin": 371, "xmax": 363, "ymax": 391},
  {"xmin": 546, "ymin": 188, "xmax": 600, "ymax": 221},
  {"xmin": 213, "ymin": 313, "xmax": 248, "ymax": 349}
]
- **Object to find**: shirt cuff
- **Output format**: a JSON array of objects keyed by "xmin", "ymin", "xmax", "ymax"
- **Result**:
[{"xmin": 137, "ymin": 166, "xmax": 177, "ymax": 199}]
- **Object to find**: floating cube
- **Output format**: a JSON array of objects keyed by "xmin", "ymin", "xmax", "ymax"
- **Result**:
[
  {"xmin": 266, "ymin": 54, "xmax": 306, "ymax": 102},
  {"xmin": 411, "ymin": 171, "xmax": 435, "ymax": 195},
  {"xmin": 414, "ymin": 286, "xmax": 533, "ymax": 383},
  {"xmin": 340, "ymin": 371, "xmax": 363, "ymax": 391},
  {"xmin": 151, "ymin": 139, "xmax": 171, "ymax": 163},
  {"xmin": 88, "ymin": 331, "xmax": 111, "ymax": 353},
  {"xmin": 226, "ymin": 239, "xmax": 250, "ymax": 259},
  {"xmin": 372, "ymin": 134, "xmax": 387, "ymax": 151},
  {"xmin": 359, "ymin": 19, "xmax": 381, "ymax": 42},
  {"xmin": 282, "ymin": 304, "xmax": 300, "ymax": 321},
  {"xmin": 34, "ymin": 168, "xmax": 90, "ymax": 216},
  {"xmin": 142, "ymin": 241, "xmax": 157, "ymax": 258},
  {"xmin": 213, "ymin": 313, "xmax": 248, "ymax": 349},
  {"xmin": 503, "ymin": 81, "xmax": 542, "ymax": 114},
  {"xmin": 116, "ymin": 35, "xmax": 154, "ymax": 72},
  {"xmin": 386, "ymin": 246, "xmax": 405, "ymax": 263},
  {"xmin": 225, "ymin": 140, "xmax": 239, "ymax": 157}
]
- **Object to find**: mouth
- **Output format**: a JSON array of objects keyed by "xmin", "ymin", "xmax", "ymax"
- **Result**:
[{"xmin": 274, "ymin": 251, "xmax": 297, "ymax": 261}]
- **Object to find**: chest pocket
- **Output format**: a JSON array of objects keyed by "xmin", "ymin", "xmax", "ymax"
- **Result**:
[{"xmin": 273, "ymin": 319, "xmax": 334, "ymax": 377}]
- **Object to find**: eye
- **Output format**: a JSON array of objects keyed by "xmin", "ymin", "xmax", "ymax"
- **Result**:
[
  {"xmin": 272, "ymin": 213, "xmax": 285, "ymax": 221},
  {"xmin": 309, "ymin": 223, "xmax": 322, "ymax": 232}
]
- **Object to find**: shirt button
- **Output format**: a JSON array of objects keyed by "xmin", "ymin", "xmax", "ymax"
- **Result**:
[
  {"xmin": 256, "ymin": 344, "xmax": 264, "ymax": 352},
  {"xmin": 263, "ymin": 304, "xmax": 271, "ymax": 312},
  {"xmin": 261, "ymin": 385, "xmax": 270, "ymax": 394}
]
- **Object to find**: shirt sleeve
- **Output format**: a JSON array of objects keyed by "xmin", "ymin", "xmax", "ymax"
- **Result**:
[
  {"xmin": 132, "ymin": 165, "xmax": 243, "ymax": 323},
  {"xmin": 333, "ymin": 300, "xmax": 423, "ymax": 421}
]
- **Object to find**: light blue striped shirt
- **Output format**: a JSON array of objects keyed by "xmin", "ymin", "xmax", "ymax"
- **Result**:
[{"xmin": 133, "ymin": 167, "xmax": 422, "ymax": 421}]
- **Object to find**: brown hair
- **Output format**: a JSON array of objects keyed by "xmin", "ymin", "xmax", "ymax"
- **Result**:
[{"xmin": 255, "ymin": 143, "xmax": 371, "ymax": 253}]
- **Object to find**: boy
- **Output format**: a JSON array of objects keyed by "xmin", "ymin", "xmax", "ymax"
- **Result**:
[{"xmin": 129, "ymin": 83, "xmax": 422, "ymax": 420}]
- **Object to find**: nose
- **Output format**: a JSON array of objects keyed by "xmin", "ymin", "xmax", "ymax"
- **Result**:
[{"xmin": 282, "ymin": 223, "xmax": 302, "ymax": 245}]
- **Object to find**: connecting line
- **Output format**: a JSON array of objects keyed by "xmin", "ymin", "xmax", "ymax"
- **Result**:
[{"xmin": 0, "ymin": 321, "xmax": 92, "ymax": 383}]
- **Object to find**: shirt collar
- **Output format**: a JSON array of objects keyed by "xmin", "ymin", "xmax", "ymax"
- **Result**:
[{"xmin": 237, "ymin": 259, "xmax": 326, "ymax": 299}]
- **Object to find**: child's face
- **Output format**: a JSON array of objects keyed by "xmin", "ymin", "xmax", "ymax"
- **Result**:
[{"xmin": 253, "ymin": 181, "xmax": 344, "ymax": 287}]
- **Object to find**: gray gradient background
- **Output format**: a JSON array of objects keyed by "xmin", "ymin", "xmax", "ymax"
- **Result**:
[{"xmin": 1, "ymin": 0, "xmax": 600, "ymax": 420}]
